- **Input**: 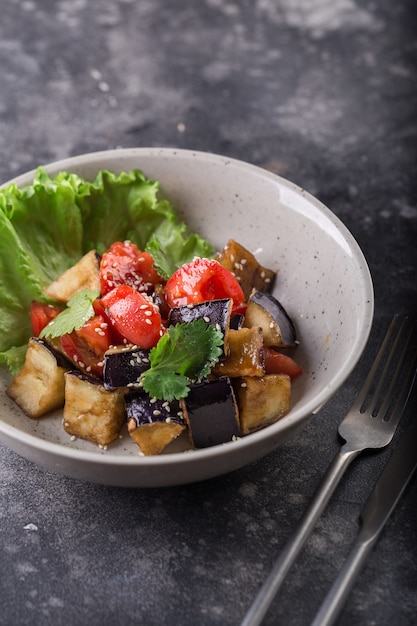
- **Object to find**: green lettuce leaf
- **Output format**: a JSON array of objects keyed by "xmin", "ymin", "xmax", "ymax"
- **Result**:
[
  {"xmin": 146, "ymin": 220, "xmax": 214, "ymax": 279},
  {"xmin": 78, "ymin": 169, "xmax": 180, "ymax": 254},
  {"xmin": 0, "ymin": 168, "xmax": 85, "ymax": 281}
]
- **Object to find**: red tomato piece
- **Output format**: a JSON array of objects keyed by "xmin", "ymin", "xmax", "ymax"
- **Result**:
[
  {"xmin": 164, "ymin": 258, "xmax": 246, "ymax": 315},
  {"xmin": 100, "ymin": 241, "xmax": 163, "ymax": 296},
  {"xmin": 101, "ymin": 284, "xmax": 163, "ymax": 349},
  {"xmin": 264, "ymin": 347, "xmax": 303, "ymax": 379},
  {"xmin": 92, "ymin": 298, "xmax": 126, "ymax": 345},
  {"xmin": 30, "ymin": 301, "xmax": 62, "ymax": 337},
  {"xmin": 59, "ymin": 315, "xmax": 113, "ymax": 377}
]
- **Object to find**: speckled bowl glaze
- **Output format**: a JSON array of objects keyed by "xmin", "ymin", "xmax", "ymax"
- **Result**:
[{"xmin": 0, "ymin": 148, "xmax": 374, "ymax": 487}]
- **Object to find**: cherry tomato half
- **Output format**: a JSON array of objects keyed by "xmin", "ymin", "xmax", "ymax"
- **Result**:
[
  {"xmin": 101, "ymin": 284, "xmax": 163, "ymax": 349},
  {"xmin": 59, "ymin": 315, "xmax": 113, "ymax": 377},
  {"xmin": 164, "ymin": 258, "xmax": 246, "ymax": 315},
  {"xmin": 264, "ymin": 347, "xmax": 303, "ymax": 379},
  {"xmin": 100, "ymin": 241, "xmax": 163, "ymax": 296},
  {"xmin": 30, "ymin": 301, "xmax": 62, "ymax": 337}
]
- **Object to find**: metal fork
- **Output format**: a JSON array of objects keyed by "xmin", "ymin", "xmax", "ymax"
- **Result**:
[{"xmin": 241, "ymin": 314, "xmax": 417, "ymax": 626}]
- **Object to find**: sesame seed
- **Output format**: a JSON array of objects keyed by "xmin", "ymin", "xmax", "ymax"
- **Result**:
[
  {"xmin": 153, "ymin": 410, "xmax": 161, "ymax": 416},
  {"xmin": 70, "ymin": 435, "xmax": 76, "ymax": 441},
  {"xmin": 165, "ymin": 417, "xmax": 172, "ymax": 423},
  {"xmin": 241, "ymin": 382, "xmax": 247, "ymax": 387},
  {"xmin": 145, "ymin": 318, "xmax": 152, "ymax": 325},
  {"xmin": 265, "ymin": 278, "xmax": 271, "ymax": 283},
  {"xmin": 144, "ymin": 310, "xmax": 152, "ymax": 316},
  {"xmin": 203, "ymin": 315, "xmax": 210, "ymax": 323},
  {"xmin": 150, "ymin": 397, "xmax": 157, "ymax": 403},
  {"xmin": 140, "ymin": 304, "xmax": 148, "ymax": 310}
]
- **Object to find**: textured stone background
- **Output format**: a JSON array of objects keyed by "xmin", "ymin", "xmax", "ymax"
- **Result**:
[{"xmin": 1, "ymin": 1, "xmax": 416, "ymax": 625}]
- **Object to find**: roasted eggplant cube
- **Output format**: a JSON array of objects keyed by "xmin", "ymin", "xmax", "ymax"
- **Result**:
[
  {"xmin": 63, "ymin": 370, "xmax": 126, "ymax": 446},
  {"xmin": 168, "ymin": 299, "xmax": 233, "ymax": 354},
  {"xmin": 125, "ymin": 393, "xmax": 186, "ymax": 455},
  {"xmin": 216, "ymin": 239, "xmax": 276, "ymax": 299},
  {"xmin": 234, "ymin": 374, "xmax": 291, "ymax": 434},
  {"xmin": 7, "ymin": 337, "xmax": 70, "ymax": 419},
  {"xmin": 44, "ymin": 249, "xmax": 101, "ymax": 303},
  {"xmin": 211, "ymin": 327, "xmax": 264, "ymax": 378},
  {"xmin": 230, "ymin": 313, "xmax": 244, "ymax": 330},
  {"xmin": 243, "ymin": 291, "xmax": 297, "ymax": 348},
  {"xmin": 103, "ymin": 346, "xmax": 150, "ymax": 389},
  {"xmin": 180, "ymin": 377, "xmax": 240, "ymax": 448}
]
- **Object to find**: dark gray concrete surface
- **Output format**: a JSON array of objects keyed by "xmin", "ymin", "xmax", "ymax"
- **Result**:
[{"xmin": 1, "ymin": 1, "xmax": 416, "ymax": 625}]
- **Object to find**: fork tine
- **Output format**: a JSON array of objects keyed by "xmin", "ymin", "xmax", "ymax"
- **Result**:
[
  {"xmin": 377, "ymin": 318, "xmax": 417, "ymax": 423},
  {"xmin": 352, "ymin": 315, "xmax": 411, "ymax": 415},
  {"xmin": 351, "ymin": 315, "xmax": 400, "ymax": 411}
]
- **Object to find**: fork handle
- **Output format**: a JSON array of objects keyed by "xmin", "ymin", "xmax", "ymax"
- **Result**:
[
  {"xmin": 310, "ymin": 533, "xmax": 376, "ymax": 626},
  {"xmin": 240, "ymin": 444, "xmax": 360, "ymax": 626}
]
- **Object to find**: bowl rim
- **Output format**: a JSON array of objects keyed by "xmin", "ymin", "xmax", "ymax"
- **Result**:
[{"xmin": 0, "ymin": 147, "xmax": 374, "ymax": 473}]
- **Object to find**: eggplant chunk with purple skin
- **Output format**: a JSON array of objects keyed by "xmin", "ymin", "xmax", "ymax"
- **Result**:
[
  {"xmin": 103, "ymin": 346, "xmax": 150, "ymax": 389},
  {"xmin": 180, "ymin": 377, "xmax": 241, "ymax": 448},
  {"xmin": 211, "ymin": 327, "xmax": 264, "ymax": 378},
  {"xmin": 216, "ymin": 239, "xmax": 276, "ymax": 300},
  {"xmin": 243, "ymin": 290, "xmax": 297, "ymax": 348},
  {"xmin": 233, "ymin": 374, "xmax": 291, "ymax": 435},
  {"xmin": 63, "ymin": 370, "xmax": 126, "ymax": 446},
  {"xmin": 168, "ymin": 298, "xmax": 233, "ymax": 355},
  {"xmin": 6, "ymin": 337, "xmax": 70, "ymax": 419},
  {"xmin": 125, "ymin": 393, "xmax": 186, "ymax": 455}
]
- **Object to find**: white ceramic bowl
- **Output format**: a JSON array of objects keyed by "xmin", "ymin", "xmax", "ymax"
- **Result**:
[{"xmin": 0, "ymin": 148, "xmax": 374, "ymax": 487}]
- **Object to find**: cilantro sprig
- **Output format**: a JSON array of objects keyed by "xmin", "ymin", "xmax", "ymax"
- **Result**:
[
  {"xmin": 140, "ymin": 319, "xmax": 224, "ymax": 401},
  {"xmin": 40, "ymin": 289, "xmax": 100, "ymax": 339}
]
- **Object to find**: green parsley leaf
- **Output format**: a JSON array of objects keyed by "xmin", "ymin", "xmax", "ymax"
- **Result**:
[
  {"xmin": 39, "ymin": 289, "xmax": 100, "ymax": 339},
  {"xmin": 140, "ymin": 319, "xmax": 224, "ymax": 401}
]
